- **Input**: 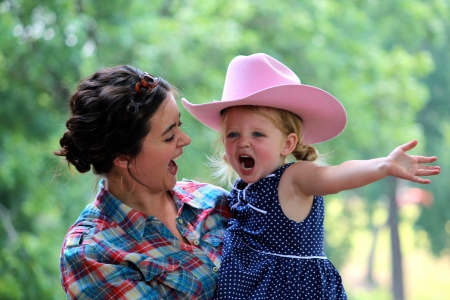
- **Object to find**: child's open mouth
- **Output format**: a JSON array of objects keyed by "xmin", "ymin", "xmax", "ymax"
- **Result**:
[{"xmin": 239, "ymin": 156, "xmax": 255, "ymax": 170}]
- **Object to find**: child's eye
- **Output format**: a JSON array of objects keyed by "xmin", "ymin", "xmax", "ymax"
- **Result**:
[
  {"xmin": 227, "ymin": 132, "xmax": 238, "ymax": 138},
  {"xmin": 252, "ymin": 132, "xmax": 264, "ymax": 137}
]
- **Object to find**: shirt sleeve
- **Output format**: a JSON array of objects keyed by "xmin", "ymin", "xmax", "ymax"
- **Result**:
[{"xmin": 61, "ymin": 242, "xmax": 161, "ymax": 300}]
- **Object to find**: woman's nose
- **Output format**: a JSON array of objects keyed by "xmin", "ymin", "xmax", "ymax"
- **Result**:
[{"xmin": 179, "ymin": 130, "xmax": 191, "ymax": 147}]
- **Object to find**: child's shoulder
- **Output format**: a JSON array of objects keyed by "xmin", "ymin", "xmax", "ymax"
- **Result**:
[
  {"xmin": 285, "ymin": 160, "xmax": 318, "ymax": 173},
  {"xmin": 281, "ymin": 161, "xmax": 320, "ymax": 186}
]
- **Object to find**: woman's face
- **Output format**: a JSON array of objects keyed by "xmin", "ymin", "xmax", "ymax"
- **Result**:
[{"xmin": 130, "ymin": 93, "xmax": 191, "ymax": 192}]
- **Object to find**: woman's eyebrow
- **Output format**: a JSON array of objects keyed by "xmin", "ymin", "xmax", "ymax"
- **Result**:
[
  {"xmin": 162, "ymin": 113, "xmax": 181, "ymax": 136},
  {"xmin": 162, "ymin": 123, "xmax": 176, "ymax": 136}
]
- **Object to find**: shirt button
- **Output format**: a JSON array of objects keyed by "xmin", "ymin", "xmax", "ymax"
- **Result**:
[
  {"xmin": 177, "ymin": 218, "xmax": 183, "ymax": 224},
  {"xmin": 193, "ymin": 240, "xmax": 199, "ymax": 245},
  {"xmin": 212, "ymin": 267, "xmax": 219, "ymax": 273}
]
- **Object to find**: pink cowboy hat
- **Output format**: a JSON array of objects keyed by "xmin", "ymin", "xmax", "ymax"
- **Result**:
[{"xmin": 181, "ymin": 53, "xmax": 347, "ymax": 144}]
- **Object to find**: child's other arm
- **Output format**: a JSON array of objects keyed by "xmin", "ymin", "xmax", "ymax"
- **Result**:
[{"xmin": 290, "ymin": 140, "xmax": 440, "ymax": 196}]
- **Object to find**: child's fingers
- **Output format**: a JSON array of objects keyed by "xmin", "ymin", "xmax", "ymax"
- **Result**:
[
  {"xmin": 411, "ymin": 177, "xmax": 431, "ymax": 184},
  {"xmin": 416, "ymin": 168, "xmax": 441, "ymax": 176},
  {"xmin": 412, "ymin": 155, "xmax": 438, "ymax": 163},
  {"xmin": 417, "ymin": 165, "xmax": 440, "ymax": 171},
  {"xmin": 398, "ymin": 139, "xmax": 418, "ymax": 152}
]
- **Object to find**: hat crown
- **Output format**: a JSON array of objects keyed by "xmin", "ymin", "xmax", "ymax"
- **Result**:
[{"xmin": 221, "ymin": 53, "xmax": 301, "ymax": 101}]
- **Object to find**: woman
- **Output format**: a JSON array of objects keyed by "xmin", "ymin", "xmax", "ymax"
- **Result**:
[{"xmin": 55, "ymin": 65, "xmax": 231, "ymax": 299}]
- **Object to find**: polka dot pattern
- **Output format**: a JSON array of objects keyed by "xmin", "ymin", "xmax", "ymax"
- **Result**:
[{"xmin": 215, "ymin": 163, "xmax": 347, "ymax": 299}]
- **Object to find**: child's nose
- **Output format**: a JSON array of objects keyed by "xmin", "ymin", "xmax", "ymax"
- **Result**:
[{"xmin": 237, "ymin": 137, "xmax": 250, "ymax": 148}]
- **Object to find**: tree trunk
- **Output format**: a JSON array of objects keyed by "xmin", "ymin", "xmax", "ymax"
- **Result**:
[
  {"xmin": 366, "ymin": 225, "xmax": 380, "ymax": 288},
  {"xmin": 388, "ymin": 177, "xmax": 405, "ymax": 300}
]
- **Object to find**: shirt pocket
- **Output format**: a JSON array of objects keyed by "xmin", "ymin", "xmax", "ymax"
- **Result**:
[
  {"xmin": 140, "ymin": 255, "xmax": 209, "ymax": 299},
  {"xmin": 65, "ymin": 222, "xmax": 95, "ymax": 247},
  {"xmin": 201, "ymin": 228, "xmax": 225, "ymax": 248}
]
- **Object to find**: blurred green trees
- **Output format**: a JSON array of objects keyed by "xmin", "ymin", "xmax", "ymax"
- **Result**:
[{"xmin": 0, "ymin": 0, "xmax": 448, "ymax": 299}]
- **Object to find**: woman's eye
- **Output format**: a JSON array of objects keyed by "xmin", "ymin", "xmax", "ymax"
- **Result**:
[
  {"xmin": 165, "ymin": 122, "xmax": 183, "ymax": 142},
  {"xmin": 165, "ymin": 135, "xmax": 175, "ymax": 142}
]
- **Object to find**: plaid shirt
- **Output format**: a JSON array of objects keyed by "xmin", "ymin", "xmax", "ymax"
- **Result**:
[{"xmin": 60, "ymin": 179, "xmax": 230, "ymax": 300}]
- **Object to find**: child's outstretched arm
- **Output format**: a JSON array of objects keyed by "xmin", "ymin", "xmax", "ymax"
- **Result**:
[{"xmin": 291, "ymin": 140, "xmax": 440, "ymax": 196}]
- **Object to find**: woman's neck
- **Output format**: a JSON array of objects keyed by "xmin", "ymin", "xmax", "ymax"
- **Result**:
[{"xmin": 105, "ymin": 175, "xmax": 174, "ymax": 217}]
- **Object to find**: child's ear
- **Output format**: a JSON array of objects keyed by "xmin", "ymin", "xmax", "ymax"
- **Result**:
[
  {"xmin": 113, "ymin": 154, "xmax": 130, "ymax": 169},
  {"xmin": 281, "ymin": 133, "xmax": 298, "ymax": 156}
]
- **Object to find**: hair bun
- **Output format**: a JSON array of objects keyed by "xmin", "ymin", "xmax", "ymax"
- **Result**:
[{"xmin": 55, "ymin": 129, "xmax": 92, "ymax": 173}]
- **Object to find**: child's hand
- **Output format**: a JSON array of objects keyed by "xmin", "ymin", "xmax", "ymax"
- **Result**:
[{"xmin": 387, "ymin": 140, "xmax": 440, "ymax": 184}]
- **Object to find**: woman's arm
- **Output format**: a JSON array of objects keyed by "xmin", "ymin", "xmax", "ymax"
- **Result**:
[
  {"xmin": 291, "ymin": 140, "xmax": 440, "ymax": 197},
  {"xmin": 61, "ymin": 243, "xmax": 162, "ymax": 300}
]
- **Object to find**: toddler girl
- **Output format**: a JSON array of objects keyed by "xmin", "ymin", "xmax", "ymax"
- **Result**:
[{"xmin": 182, "ymin": 53, "xmax": 440, "ymax": 299}]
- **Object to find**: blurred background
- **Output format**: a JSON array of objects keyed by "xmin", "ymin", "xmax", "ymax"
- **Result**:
[{"xmin": 0, "ymin": 0, "xmax": 449, "ymax": 299}]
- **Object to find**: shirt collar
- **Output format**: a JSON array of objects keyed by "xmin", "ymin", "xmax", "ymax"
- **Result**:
[
  {"xmin": 95, "ymin": 179, "xmax": 208, "ymax": 241},
  {"xmin": 171, "ymin": 181, "xmax": 213, "ymax": 210},
  {"xmin": 95, "ymin": 179, "xmax": 147, "ymax": 241}
]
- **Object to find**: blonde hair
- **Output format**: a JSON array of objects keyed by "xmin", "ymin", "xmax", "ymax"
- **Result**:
[{"xmin": 209, "ymin": 105, "xmax": 319, "ymax": 186}]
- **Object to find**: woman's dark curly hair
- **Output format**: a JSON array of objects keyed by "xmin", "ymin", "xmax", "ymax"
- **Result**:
[{"xmin": 55, "ymin": 65, "xmax": 174, "ymax": 174}]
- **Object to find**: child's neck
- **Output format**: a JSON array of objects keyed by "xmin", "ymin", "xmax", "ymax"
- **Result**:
[{"xmin": 239, "ymin": 163, "xmax": 288, "ymax": 186}]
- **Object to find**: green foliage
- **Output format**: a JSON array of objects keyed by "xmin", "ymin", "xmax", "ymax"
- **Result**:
[
  {"xmin": 0, "ymin": 0, "xmax": 449, "ymax": 298},
  {"xmin": 416, "ymin": 14, "xmax": 450, "ymax": 254}
]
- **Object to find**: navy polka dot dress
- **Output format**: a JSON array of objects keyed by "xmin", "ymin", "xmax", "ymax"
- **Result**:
[{"xmin": 215, "ymin": 163, "xmax": 347, "ymax": 300}]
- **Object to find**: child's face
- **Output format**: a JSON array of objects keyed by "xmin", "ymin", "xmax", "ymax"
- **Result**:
[{"xmin": 223, "ymin": 107, "xmax": 292, "ymax": 183}]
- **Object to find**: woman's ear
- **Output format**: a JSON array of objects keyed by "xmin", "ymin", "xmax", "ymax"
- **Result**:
[
  {"xmin": 281, "ymin": 133, "xmax": 298, "ymax": 156},
  {"xmin": 113, "ymin": 154, "xmax": 130, "ymax": 169}
]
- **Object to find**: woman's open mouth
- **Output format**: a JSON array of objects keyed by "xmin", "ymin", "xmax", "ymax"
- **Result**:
[
  {"xmin": 168, "ymin": 159, "xmax": 178, "ymax": 175},
  {"xmin": 168, "ymin": 154, "xmax": 181, "ymax": 175}
]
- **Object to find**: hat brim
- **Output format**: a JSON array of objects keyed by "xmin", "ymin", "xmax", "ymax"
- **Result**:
[{"xmin": 181, "ymin": 84, "xmax": 346, "ymax": 144}]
